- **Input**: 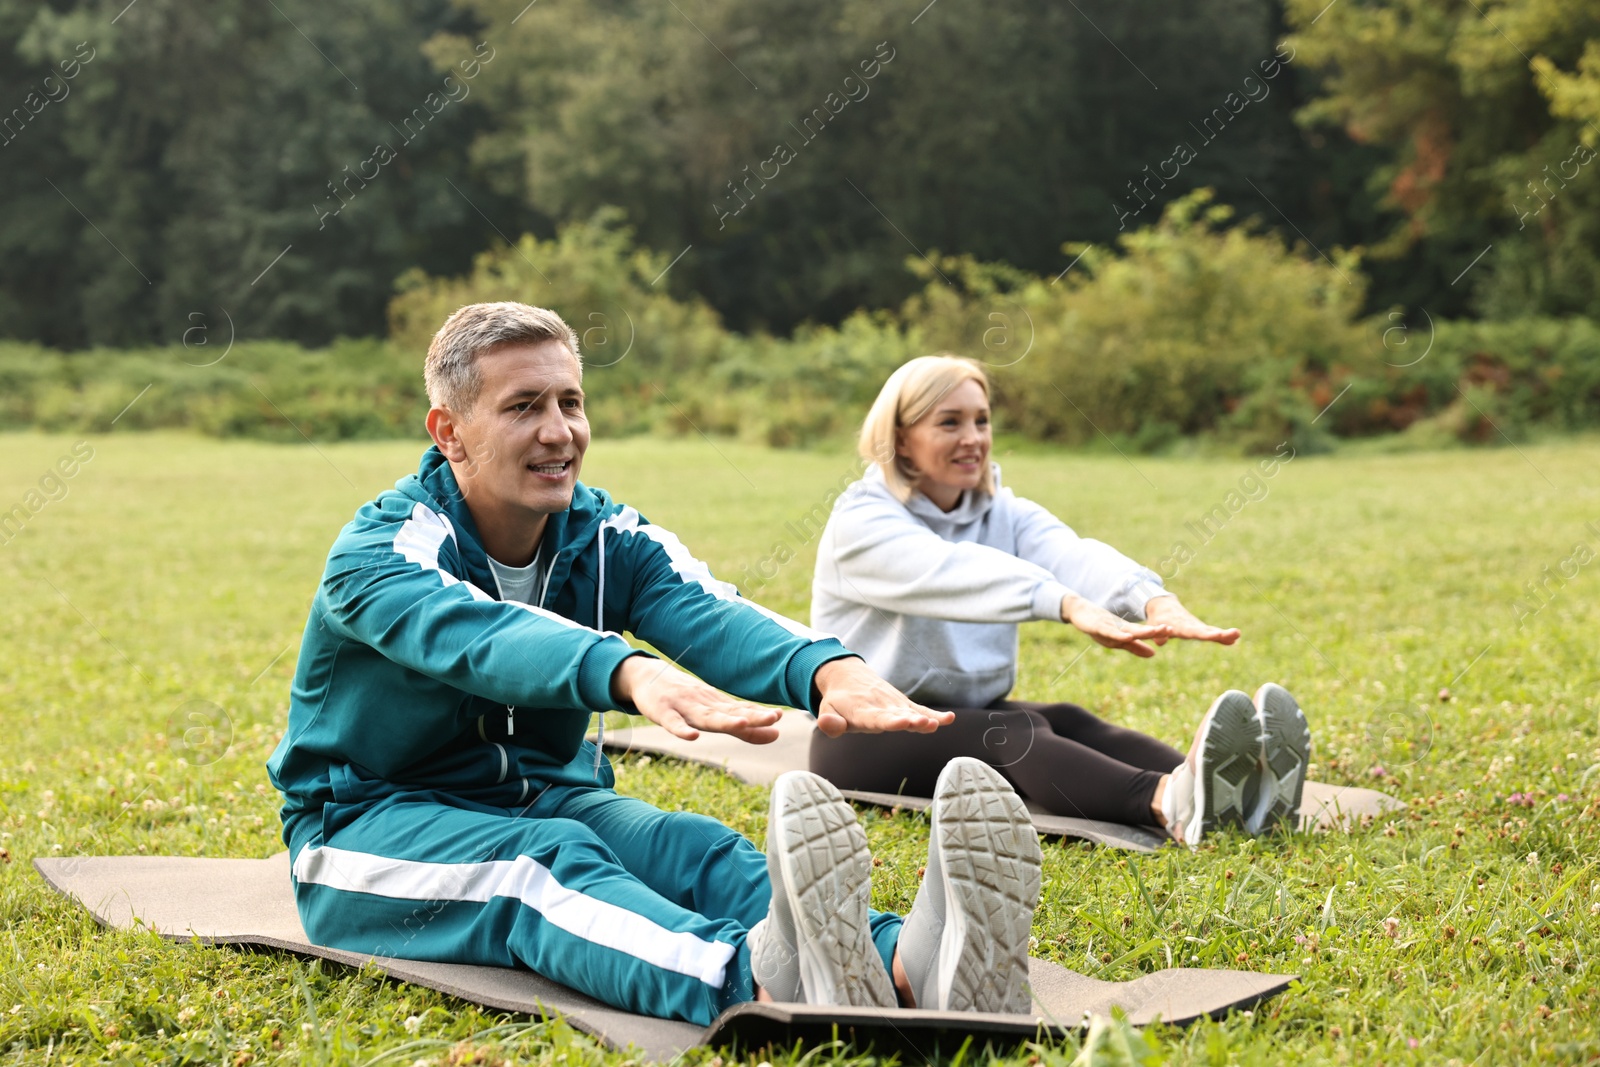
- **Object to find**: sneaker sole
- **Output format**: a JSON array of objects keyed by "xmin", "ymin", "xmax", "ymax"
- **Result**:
[
  {"xmin": 927, "ymin": 758, "xmax": 1042, "ymax": 1014},
  {"xmin": 1253, "ymin": 683, "xmax": 1311, "ymax": 833},
  {"xmin": 769, "ymin": 772, "xmax": 896, "ymax": 1008},
  {"xmin": 1189, "ymin": 690, "xmax": 1261, "ymax": 842}
]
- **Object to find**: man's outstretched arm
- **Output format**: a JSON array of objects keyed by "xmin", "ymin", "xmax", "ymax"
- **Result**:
[
  {"xmin": 610, "ymin": 652, "xmax": 950, "ymax": 743},
  {"xmin": 604, "ymin": 511, "xmax": 949, "ymax": 737},
  {"xmin": 811, "ymin": 657, "xmax": 952, "ymax": 737},
  {"xmin": 610, "ymin": 654, "xmax": 783, "ymax": 744}
]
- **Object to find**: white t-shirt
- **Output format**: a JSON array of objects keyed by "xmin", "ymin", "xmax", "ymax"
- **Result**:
[{"xmin": 488, "ymin": 542, "xmax": 550, "ymax": 606}]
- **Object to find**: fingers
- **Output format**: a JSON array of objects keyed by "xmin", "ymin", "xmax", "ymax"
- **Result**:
[
  {"xmin": 818, "ymin": 699, "xmax": 952, "ymax": 735},
  {"xmin": 1169, "ymin": 623, "xmax": 1241, "ymax": 645},
  {"xmin": 680, "ymin": 701, "xmax": 780, "ymax": 737},
  {"xmin": 1120, "ymin": 622, "xmax": 1173, "ymax": 641},
  {"xmin": 1153, "ymin": 605, "xmax": 1241, "ymax": 645},
  {"xmin": 723, "ymin": 724, "xmax": 783, "ymax": 745},
  {"xmin": 862, "ymin": 707, "xmax": 950, "ymax": 733},
  {"xmin": 1094, "ymin": 634, "xmax": 1160, "ymax": 657},
  {"xmin": 1092, "ymin": 620, "xmax": 1167, "ymax": 653},
  {"xmin": 1083, "ymin": 605, "xmax": 1239, "ymax": 654},
  {"xmin": 886, "ymin": 696, "xmax": 949, "ymax": 732},
  {"xmin": 1085, "ymin": 617, "xmax": 1169, "ymax": 643},
  {"xmin": 1071, "ymin": 602, "xmax": 1170, "ymax": 640},
  {"xmin": 654, "ymin": 707, "xmax": 700, "ymax": 741},
  {"xmin": 635, "ymin": 669, "xmax": 783, "ymax": 740},
  {"xmin": 815, "ymin": 710, "xmax": 848, "ymax": 738}
]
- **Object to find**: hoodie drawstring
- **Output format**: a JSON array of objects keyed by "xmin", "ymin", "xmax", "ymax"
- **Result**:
[
  {"xmin": 593, "ymin": 526, "xmax": 607, "ymax": 778},
  {"xmin": 509, "ymin": 543, "xmax": 557, "ymax": 739},
  {"xmin": 493, "ymin": 528, "xmax": 610, "ymax": 781},
  {"xmin": 505, "ymin": 541, "xmax": 560, "ymax": 739}
]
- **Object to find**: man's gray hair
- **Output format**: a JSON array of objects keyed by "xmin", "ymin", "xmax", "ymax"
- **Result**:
[{"xmin": 424, "ymin": 302, "xmax": 582, "ymax": 416}]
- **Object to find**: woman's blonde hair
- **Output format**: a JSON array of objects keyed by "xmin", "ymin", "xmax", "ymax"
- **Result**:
[{"xmin": 859, "ymin": 354, "xmax": 994, "ymax": 503}]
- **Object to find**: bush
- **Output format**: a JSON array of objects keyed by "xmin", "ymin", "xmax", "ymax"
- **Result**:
[
  {"xmin": 0, "ymin": 338, "xmax": 427, "ymax": 441},
  {"xmin": 8, "ymin": 195, "xmax": 1598, "ymax": 451},
  {"xmin": 1355, "ymin": 318, "xmax": 1600, "ymax": 444},
  {"xmin": 390, "ymin": 210, "xmax": 919, "ymax": 446},
  {"xmin": 389, "ymin": 207, "xmax": 735, "ymax": 439},
  {"xmin": 896, "ymin": 190, "xmax": 1376, "ymax": 454}
]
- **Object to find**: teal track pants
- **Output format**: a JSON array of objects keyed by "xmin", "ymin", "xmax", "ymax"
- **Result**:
[{"xmin": 290, "ymin": 782, "xmax": 904, "ymax": 1025}]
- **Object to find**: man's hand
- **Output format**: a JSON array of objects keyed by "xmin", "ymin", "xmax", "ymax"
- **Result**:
[
  {"xmin": 1060, "ymin": 592, "xmax": 1173, "ymax": 658},
  {"xmin": 611, "ymin": 655, "xmax": 782, "ymax": 744},
  {"xmin": 811, "ymin": 657, "xmax": 952, "ymax": 738},
  {"xmin": 1143, "ymin": 595, "xmax": 1240, "ymax": 646}
]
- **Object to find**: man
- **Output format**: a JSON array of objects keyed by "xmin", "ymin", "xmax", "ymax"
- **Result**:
[{"xmin": 266, "ymin": 302, "xmax": 1043, "ymax": 1025}]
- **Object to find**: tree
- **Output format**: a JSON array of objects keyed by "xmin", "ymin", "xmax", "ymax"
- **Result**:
[
  {"xmin": 1284, "ymin": 0, "xmax": 1600, "ymax": 319},
  {"xmin": 440, "ymin": 0, "xmax": 1364, "ymax": 333},
  {"xmin": 1, "ymin": 0, "xmax": 524, "ymax": 348}
]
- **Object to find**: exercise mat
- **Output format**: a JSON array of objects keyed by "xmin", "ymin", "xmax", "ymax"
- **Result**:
[
  {"xmin": 598, "ymin": 712, "xmax": 1404, "ymax": 852},
  {"xmin": 36, "ymin": 852, "xmax": 1295, "ymax": 1059}
]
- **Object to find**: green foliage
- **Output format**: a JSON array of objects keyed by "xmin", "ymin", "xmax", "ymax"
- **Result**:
[
  {"xmin": 5, "ymin": 0, "xmax": 1370, "ymax": 347},
  {"xmin": 439, "ymin": 0, "xmax": 1368, "ymax": 335},
  {"xmin": 0, "ymin": 0, "xmax": 518, "ymax": 349},
  {"xmin": 390, "ymin": 210, "xmax": 921, "ymax": 445},
  {"xmin": 10, "ymin": 201, "xmax": 1600, "ymax": 452},
  {"xmin": 1285, "ymin": 0, "xmax": 1600, "ymax": 319},
  {"xmin": 6, "ymin": 0, "xmax": 1597, "ymax": 351},
  {"xmin": 0, "ymin": 337, "xmax": 429, "ymax": 442},
  {"xmin": 900, "ymin": 191, "xmax": 1375, "ymax": 455},
  {"xmin": 1353, "ymin": 317, "xmax": 1600, "ymax": 445},
  {"xmin": 1072, "ymin": 1013, "xmax": 1164, "ymax": 1067},
  {"xmin": 388, "ymin": 208, "xmax": 737, "ymax": 438},
  {"xmin": 703, "ymin": 315, "xmax": 923, "ymax": 447}
]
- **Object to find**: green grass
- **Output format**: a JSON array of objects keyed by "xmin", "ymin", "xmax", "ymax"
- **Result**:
[{"xmin": 3, "ymin": 431, "xmax": 1598, "ymax": 1066}]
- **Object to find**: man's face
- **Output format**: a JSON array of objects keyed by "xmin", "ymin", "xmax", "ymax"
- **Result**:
[{"xmin": 446, "ymin": 339, "xmax": 590, "ymax": 518}]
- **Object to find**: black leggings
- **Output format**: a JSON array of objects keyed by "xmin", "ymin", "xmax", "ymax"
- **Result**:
[{"xmin": 809, "ymin": 699, "xmax": 1185, "ymax": 827}]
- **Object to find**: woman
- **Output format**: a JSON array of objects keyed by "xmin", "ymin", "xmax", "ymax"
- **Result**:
[{"xmin": 809, "ymin": 355, "xmax": 1312, "ymax": 845}]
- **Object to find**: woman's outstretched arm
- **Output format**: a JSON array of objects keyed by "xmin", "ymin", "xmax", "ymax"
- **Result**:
[
  {"xmin": 1142, "ymin": 595, "xmax": 1240, "ymax": 645},
  {"xmin": 1008, "ymin": 494, "xmax": 1166, "ymax": 615},
  {"xmin": 1008, "ymin": 493, "xmax": 1239, "ymax": 650},
  {"xmin": 821, "ymin": 493, "xmax": 1075, "ymax": 624}
]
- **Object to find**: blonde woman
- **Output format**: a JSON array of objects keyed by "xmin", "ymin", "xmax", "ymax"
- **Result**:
[{"xmin": 809, "ymin": 355, "xmax": 1312, "ymax": 845}]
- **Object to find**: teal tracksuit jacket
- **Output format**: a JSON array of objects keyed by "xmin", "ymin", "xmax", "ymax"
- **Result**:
[{"xmin": 266, "ymin": 447, "xmax": 900, "ymax": 1024}]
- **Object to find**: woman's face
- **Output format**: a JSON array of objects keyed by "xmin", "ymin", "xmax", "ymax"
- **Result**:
[{"xmin": 896, "ymin": 378, "xmax": 991, "ymax": 512}]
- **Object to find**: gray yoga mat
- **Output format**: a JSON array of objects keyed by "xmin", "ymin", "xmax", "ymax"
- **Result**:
[
  {"xmin": 599, "ymin": 711, "xmax": 1405, "ymax": 852},
  {"xmin": 36, "ymin": 851, "xmax": 1295, "ymax": 1059}
]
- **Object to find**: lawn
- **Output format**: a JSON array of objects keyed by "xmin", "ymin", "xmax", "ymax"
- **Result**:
[{"xmin": 2, "ymin": 430, "xmax": 1597, "ymax": 1066}]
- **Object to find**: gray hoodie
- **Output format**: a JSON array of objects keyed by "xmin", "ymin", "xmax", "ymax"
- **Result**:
[{"xmin": 811, "ymin": 463, "xmax": 1166, "ymax": 708}]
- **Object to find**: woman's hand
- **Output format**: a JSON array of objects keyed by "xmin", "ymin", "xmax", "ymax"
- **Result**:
[
  {"xmin": 811, "ymin": 657, "xmax": 953, "ymax": 737},
  {"xmin": 1143, "ymin": 595, "xmax": 1240, "ymax": 645},
  {"xmin": 611, "ymin": 655, "xmax": 783, "ymax": 743},
  {"xmin": 1059, "ymin": 593, "xmax": 1173, "ymax": 657}
]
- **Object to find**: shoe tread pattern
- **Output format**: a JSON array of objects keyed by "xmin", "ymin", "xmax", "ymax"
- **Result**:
[
  {"xmin": 934, "ymin": 761, "xmax": 1043, "ymax": 1014},
  {"xmin": 1256, "ymin": 685, "xmax": 1312, "ymax": 831},
  {"xmin": 1199, "ymin": 692, "xmax": 1261, "ymax": 837},
  {"xmin": 776, "ymin": 775, "xmax": 896, "ymax": 1008}
]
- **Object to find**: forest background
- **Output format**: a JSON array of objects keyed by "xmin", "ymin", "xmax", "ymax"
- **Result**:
[{"xmin": 4, "ymin": 0, "xmax": 1600, "ymax": 452}]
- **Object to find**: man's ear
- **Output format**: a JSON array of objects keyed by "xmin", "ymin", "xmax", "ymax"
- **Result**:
[{"xmin": 426, "ymin": 407, "xmax": 469, "ymax": 462}]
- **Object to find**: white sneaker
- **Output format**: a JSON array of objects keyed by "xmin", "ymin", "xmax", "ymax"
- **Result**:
[
  {"xmin": 1160, "ymin": 757, "xmax": 1195, "ymax": 843},
  {"xmin": 1249, "ymin": 683, "xmax": 1312, "ymax": 834},
  {"xmin": 1179, "ymin": 690, "xmax": 1262, "ymax": 847},
  {"xmin": 746, "ymin": 771, "xmax": 896, "ymax": 1007},
  {"xmin": 896, "ymin": 758, "xmax": 1042, "ymax": 1014}
]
